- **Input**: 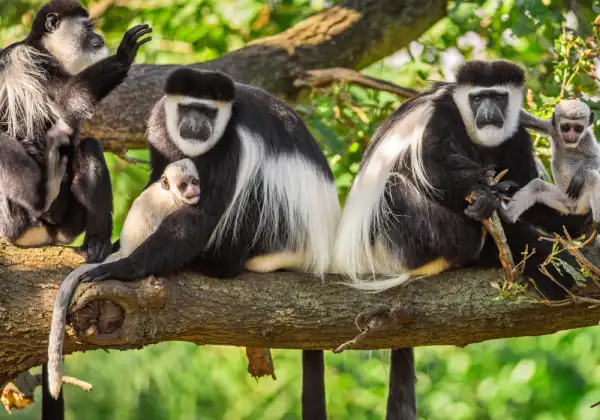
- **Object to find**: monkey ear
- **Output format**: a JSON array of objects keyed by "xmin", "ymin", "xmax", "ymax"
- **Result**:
[
  {"xmin": 160, "ymin": 176, "xmax": 169, "ymax": 190},
  {"xmin": 590, "ymin": 111, "xmax": 595, "ymax": 127},
  {"xmin": 45, "ymin": 13, "xmax": 60, "ymax": 32}
]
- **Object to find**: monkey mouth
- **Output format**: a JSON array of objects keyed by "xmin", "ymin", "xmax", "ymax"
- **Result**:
[
  {"xmin": 476, "ymin": 120, "xmax": 504, "ymax": 130},
  {"xmin": 184, "ymin": 194, "xmax": 200, "ymax": 205}
]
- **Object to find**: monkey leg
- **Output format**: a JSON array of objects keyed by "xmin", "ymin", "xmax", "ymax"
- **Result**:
[
  {"xmin": 503, "ymin": 178, "xmax": 573, "ymax": 223},
  {"xmin": 245, "ymin": 251, "xmax": 306, "ymax": 273},
  {"xmin": 384, "ymin": 197, "xmax": 486, "ymax": 273},
  {"xmin": 60, "ymin": 138, "xmax": 113, "ymax": 263},
  {"xmin": 387, "ymin": 348, "xmax": 417, "ymax": 420}
]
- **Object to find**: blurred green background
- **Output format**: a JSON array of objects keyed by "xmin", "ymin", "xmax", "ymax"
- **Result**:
[{"xmin": 2, "ymin": 0, "xmax": 600, "ymax": 418}]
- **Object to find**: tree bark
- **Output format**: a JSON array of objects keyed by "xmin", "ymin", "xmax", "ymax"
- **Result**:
[
  {"xmin": 80, "ymin": 0, "xmax": 448, "ymax": 150},
  {"xmin": 1, "ymin": 241, "xmax": 599, "ymax": 386}
]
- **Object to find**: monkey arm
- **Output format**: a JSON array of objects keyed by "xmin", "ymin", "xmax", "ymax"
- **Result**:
[
  {"xmin": 566, "ymin": 165, "xmax": 590, "ymax": 200},
  {"xmin": 78, "ymin": 206, "xmax": 221, "ymax": 282},
  {"xmin": 57, "ymin": 25, "xmax": 152, "ymax": 123},
  {"xmin": 0, "ymin": 133, "xmax": 47, "ymax": 215},
  {"xmin": 502, "ymin": 178, "xmax": 573, "ymax": 223},
  {"xmin": 519, "ymin": 109, "xmax": 553, "ymax": 135},
  {"xmin": 422, "ymin": 142, "xmax": 505, "ymax": 220}
]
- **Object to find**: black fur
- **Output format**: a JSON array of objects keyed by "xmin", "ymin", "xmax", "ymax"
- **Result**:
[
  {"xmin": 456, "ymin": 59, "xmax": 525, "ymax": 87},
  {"xmin": 356, "ymin": 60, "xmax": 589, "ymax": 420},
  {"xmin": 566, "ymin": 165, "xmax": 587, "ymax": 200},
  {"xmin": 0, "ymin": 0, "xmax": 151, "ymax": 263},
  {"xmin": 165, "ymin": 68, "xmax": 236, "ymax": 102},
  {"xmin": 31, "ymin": 0, "xmax": 88, "ymax": 37},
  {"xmin": 302, "ymin": 350, "xmax": 326, "ymax": 420},
  {"xmin": 42, "ymin": 363, "xmax": 64, "ymax": 420},
  {"xmin": 376, "ymin": 84, "xmax": 587, "ymax": 298},
  {"xmin": 387, "ymin": 349, "xmax": 416, "ymax": 420},
  {"xmin": 77, "ymin": 70, "xmax": 335, "ymax": 420},
  {"xmin": 81, "ymin": 81, "xmax": 333, "ymax": 281}
]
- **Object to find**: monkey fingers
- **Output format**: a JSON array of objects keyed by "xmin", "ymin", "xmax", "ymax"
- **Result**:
[
  {"xmin": 78, "ymin": 265, "xmax": 113, "ymax": 283},
  {"xmin": 566, "ymin": 167, "xmax": 587, "ymax": 200},
  {"xmin": 79, "ymin": 235, "xmax": 111, "ymax": 264},
  {"xmin": 78, "ymin": 259, "xmax": 136, "ymax": 283},
  {"xmin": 492, "ymin": 180, "xmax": 519, "ymax": 194},
  {"xmin": 116, "ymin": 24, "xmax": 153, "ymax": 66},
  {"xmin": 465, "ymin": 189, "xmax": 499, "ymax": 221}
]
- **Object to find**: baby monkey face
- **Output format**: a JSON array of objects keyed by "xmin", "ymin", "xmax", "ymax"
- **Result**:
[
  {"xmin": 559, "ymin": 120, "xmax": 585, "ymax": 146},
  {"xmin": 160, "ymin": 159, "xmax": 201, "ymax": 205}
]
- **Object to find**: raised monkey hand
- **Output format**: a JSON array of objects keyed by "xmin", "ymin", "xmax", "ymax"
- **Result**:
[{"xmin": 116, "ymin": 24, "xmax": 153, "ymax": 67}]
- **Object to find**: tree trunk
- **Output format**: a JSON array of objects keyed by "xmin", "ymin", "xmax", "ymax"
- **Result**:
[
  {"xmin": 1, "ymin": 241, "xmax": 599, "ymax": 386},
  {"xmin": 81, "ymin": 0, "xmax": 448, "ymax": 151}
]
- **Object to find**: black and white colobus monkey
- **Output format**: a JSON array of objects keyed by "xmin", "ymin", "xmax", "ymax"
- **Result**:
[
  {"xmin": 504, "ymin": 100, "xmax": 600, "ymax": 222},
  {"xmin": 0, "ymin": 0, "xmax": 151, "ymax": 262},
  {"xmin": 0, "ymin": 1, "xmax": 151, "ymax": 418},
  {"xmin": 331, "ymin": 60, "xmax": 590, "ymax": 419},
  {"xmin": 72, "ymin": 68, "xmax": 341, "ymax": 420},
  {"xmin": 47, "ymin": 158, "xmax": 201, "ymax": 399}
]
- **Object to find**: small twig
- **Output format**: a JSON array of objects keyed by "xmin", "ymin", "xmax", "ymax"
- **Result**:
[
  {"xmin": 465, "ymin": 169, "xmax": 516, "ymax": 284},
  {"xmin": 113, "ymin": 148, "xmax": 150, "ymax": 166},
  {"xmin": 295, "ymin": 68, "xmax": 418, "ymax": 98},
  {"xmin": 2, "ymin": 372, "xmax": 93, "ymax": 413},
  {"xmin": 334, "ymin": 306, "xmax": 394, "ymax": 353},
  {"xmin": 61, "ymin": 376, "xmax": 93, "ymax": 392}
]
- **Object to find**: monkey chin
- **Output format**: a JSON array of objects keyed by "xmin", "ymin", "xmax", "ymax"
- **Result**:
[{"xmin": 472, "ymin": 125, "xmax": 512, "ymax": 148}]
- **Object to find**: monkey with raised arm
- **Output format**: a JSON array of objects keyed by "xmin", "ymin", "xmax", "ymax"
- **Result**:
[{"xmin": 504, "ymin": 100, "xmax": 599, "ymax": 223}]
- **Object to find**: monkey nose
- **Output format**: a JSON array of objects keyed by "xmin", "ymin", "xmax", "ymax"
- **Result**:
[
  {"xmin": 476, "ymin": 110, "xmax": 503, "ymax": 129},
  {"xmin": 179, "ymin": 117, "xmax": 212, "ymax": 141},
  {"xmin": 184, "ymin": 185, "xmax": 201, "ymax": 201},
  {"xmin": 90, "ymin": 34, "xmax": 105, "ymax": 49}
]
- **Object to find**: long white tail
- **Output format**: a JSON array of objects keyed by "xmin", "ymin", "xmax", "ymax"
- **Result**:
[{"xmin": 47, "ymin": 264, "xmax": 98, "ymax": 399}]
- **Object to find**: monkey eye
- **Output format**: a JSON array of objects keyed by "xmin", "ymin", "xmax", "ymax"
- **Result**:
[
  {"xmin": 191, "ymin": 178, "xmax": 199, "ymax": 186},
  {"xmin": 574, "ymin": 125, "xmax": 584, "ymax": 133},
  {"xmin": 83, "ymin": 21, "xmax": 94, "ymax": 30},
  {"xmin": 560, "ymin": 123, "xmax": 570, "ymax": 133},
  {"xmin": 472, "ymin": 95, "xmax": 481, "ymax": 103},
  {"xmin": 179, "ymin": 182, "xmax": 188, "ymax": 191}
]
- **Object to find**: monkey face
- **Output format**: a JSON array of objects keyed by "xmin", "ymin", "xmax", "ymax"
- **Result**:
[
  {"xmin": 177, "ymin": 104, "xmax": 216, "ymax": 143},
  {"xmin": 453, "ymin": 84, "xmax": 522, "ymax": 148},
  {"xmin": 558, "ymin": 120, "xmax": 586, "ymax": 147},
  {"xmin": 42, "ymin": 13, "xmax": 108, "ymax": 75},
  {"xmin": 161, "ymin": 159, "xmax": 201, "ymax": 205}
]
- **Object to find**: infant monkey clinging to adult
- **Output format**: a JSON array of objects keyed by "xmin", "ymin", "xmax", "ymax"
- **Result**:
[
  {"xmin": 47, "ymin": 158, "xmax": 200, "ymax": 399},
  {"xmin": 502, "ymin": 99, "xmax": 599, "ymax": 224}
]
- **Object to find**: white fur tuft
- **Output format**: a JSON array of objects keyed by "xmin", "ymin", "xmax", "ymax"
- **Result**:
[
  {"xmin": 207, "ymin": 125, "xmax": 340, "ymax": 277},
  {"xmin": 164, "ymin": 95, "xmax": 232, "ymax": 157},
  {"xmin": 330, "ymin": 100, "xmax": 436, "ymax": 291},
  {"xmin": 452, "ymin": 85, "xmax": 523, "ymax": 147},
  {"xmin": 0, "ymin": 45, "xmax": 62, "ymax": 139}
]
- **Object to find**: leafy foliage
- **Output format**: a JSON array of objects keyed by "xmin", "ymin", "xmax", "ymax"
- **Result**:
[{"xmin": 1, "ymin": 0, "xmax": 600, "ymax": 418}]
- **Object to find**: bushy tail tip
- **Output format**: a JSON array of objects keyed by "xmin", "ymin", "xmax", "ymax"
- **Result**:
[{"xmin": 338, "ymin": 274, "xmax": 414, "ymax": 293}]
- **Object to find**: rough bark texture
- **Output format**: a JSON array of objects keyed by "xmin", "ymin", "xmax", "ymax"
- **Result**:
[
  {"xmin": 1, "ymin": 241, "xmax": 600, "ymax": 386},
  {"xmin": 80, "ymin": 0, "xmax": 448, "ymax": 150}
]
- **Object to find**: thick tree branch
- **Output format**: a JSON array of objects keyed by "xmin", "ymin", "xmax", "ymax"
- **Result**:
[
  {"xmin": 1, "ymin": 241, "xmax": 600, "ymax": 386},
  {"xmin": 79, "ymin": 0, "xmax": 447, "ymax": 150}
]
